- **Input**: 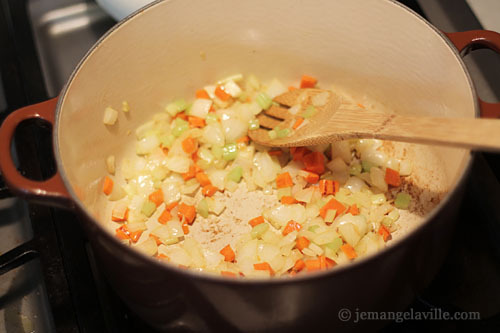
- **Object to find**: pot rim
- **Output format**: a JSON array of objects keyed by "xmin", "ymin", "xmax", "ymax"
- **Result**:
[{"xmin": 54, "ymin": 0, "xmax": 476, "ymax": 285}]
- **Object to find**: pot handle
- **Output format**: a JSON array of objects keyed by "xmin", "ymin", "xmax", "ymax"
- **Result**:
[
  {"xmin": 445, "ymin": 30, "xmax": 500, "ymax": 118},
  {"xmin": 0, "ymin": 98, "xmax": 73, "ymax": 208}
]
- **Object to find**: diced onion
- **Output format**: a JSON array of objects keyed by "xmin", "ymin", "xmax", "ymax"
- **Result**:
[
  {"xmin": 106, "ymin": 155, "xmax": 116, "ymax": 175},
  {"xmin": 190, "ymin": 99, "xmax": 213, "ymax": 119},
  {"xmin": 103, "ymin": 107, "xmax": 118, "ymax": 125},
  {"xmin": 135, "ymin": 237, "xmax": 158, "ymax": 256}
]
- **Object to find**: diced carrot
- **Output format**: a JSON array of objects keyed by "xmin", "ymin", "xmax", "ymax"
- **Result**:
[
  {"xmin": 188, "ymin": 116, "xmax": 206, "ymax": 128},
  {"xmin": 181, "ymin": 137, "xmax": 198, "ymax": 154},
  {"xmin": 148, "ymin": 189, "xmax": 164, "ymax": 207},
  {"xmin": 268, "ymin": 150, "xmax": 283, "ymax": 156},
  {"xmin": 378, "ymin": 225, "xmax": 391, "ymax": 242},
  {"xmin": 112, "ymin": 205, "xmax": 128, "ymax": 222},
  {"xmin": 319, "ymin": 255, "xmax": 336, "ymax": 269},
  {"xmin": 158, "ymin": 209, "xmax": 172, "ymax": 224},
  {"xmin": 166, "ymin": 201, "xmax": 179, "ymax": 211},
  {"xmin": 209, "ymin": 105, "xmax": 216, "ymax": 113},
  {"xmin": 215, "ymin": 85, "xmax": 231, "ymax": 101},
  {"xmin": 182, "ymin": 222, "xmax": 189, "ymax": 235},
  {"xmin": 288, "ymin": 86, "xmax": 297, "ymax": 91},
  {"xmin": 150, "ymin": 234, "xmax": 163, "ymax": 246},
  {"xmin": 182, "ymin": 164, "xmax": 197, "ymax": 181},
  {"xmin": 341, "ymin": 244, "xmax": 357, "ymax": 259},
  {"xmin": 283, "ymin": 220, "xmax": 302, "ymax": 236},
  {"xmin": 319, "ymin": 198, "xmax": 346, "ymax": 220},
  {"xmin": 296, "ymin": 236, "xmax": 310, "ymax": 251},
  {"xmin": 334, "ymin": 180, "xmax": 340, "ymax": 194},
  {"xmin": 196, "ymin": 172, "xmax": 212, "ymax": 186},
  {"xmin": 302, "ymin": 151, "xmax": 325, "ymax": 174},
  {"xmin": 319, "ymin": 179, "xmax": 339, "ymax": 195},
  {"xmin": 304, "ymin": 171, "xmax": 319, "ymax": 184},
  {"xmin": 191, "ymin": 151, "xmax": 199, "ymax": 163},
  {"xmin": 129, "ymin": 230, "xmax": 143, "ymax": 243},
  {"xmin": 385, "ymin": 167, "xmax": 401, "ymax": 187},
  {"xmin": 202, "ymin": 185, "xmax": 218, "ymax": 197},
  {"xmin": 178, "ymin": 203, "xmax": 196, "ymax": 225},
  {"xmin": 291, "ymin": 147, "xmax": 310, "ymax": 162},
  {"xmin": 293, "ymin": 117, "xmax": 304, "ymax": 130},
  {"xmin": 293, "ymin": 259, "xmax": 305, "ymax": 272},
  {"xmin": 175, "ymin": 112, "xmax": 188, "ymax": 121},
  {"xmin": 276, "ymin": 172, "xmax": 294, "ymax": 188},
  {"xmin": 348, "ymin": 204, "xmax": 360, "ymax": 216},
  {"xmin": 281, "ymin": 196, "xmax": 298, "ymax": 205},
  {"xmin": 157, "ymin": 254, "xmax": 170, "ymax": 260},
  {"xmin": 300, "ymin": 75, "xmax": 318, "ymax": 89},
  {"xmin": 253, "ymin": 262, "xmax": 274, "ymax": 276},
  {"xmin": 115, "ymin": 225, "xmax": 129, "ymax": 240},
  {"xmin": 220, "ymin": 245, "xmax": 235, "ymax": 262},
  {"xmin": 249, "ymin": 216, "xmax": 265, "ymax": 227},
  {"xmin": 319, "ymin": 255, "xmax": 327, "ymax": 269},
  {"xmin": 102, "ymin": 176, "xmax": 113, "ymax": 195},
  {"xmin": 196, "ymin": 89, "xmax": 210, "ymax": 99},
  {"xmin": 305, "ymin": 259, "xmax": 321, "ymax": 271},
  {"xmin": 325, "ymin": 256, "xmax": 336, "ymax": 268},
  {"xmin": 236, "ymin": 135, "xmax": 250, "ymax": 144},
  {"xmin": 221, "ymin": 271, "xmax": 237, "ymax": 277}
]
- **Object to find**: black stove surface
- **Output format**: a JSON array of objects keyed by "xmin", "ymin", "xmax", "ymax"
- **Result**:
[{"xmin": 1, "ymin": 0, "xmax": 500, "ymax": 332}]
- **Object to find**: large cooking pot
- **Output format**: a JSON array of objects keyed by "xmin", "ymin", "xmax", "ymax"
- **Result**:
[{"xmin": 1, "ymin": 0, "xmax": 500, "ymax": 331}]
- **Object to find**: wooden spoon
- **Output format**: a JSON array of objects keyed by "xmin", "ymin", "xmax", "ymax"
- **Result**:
[{"xmin": 248, "ymin": 88, "xmax": 500, "ymax": 151}]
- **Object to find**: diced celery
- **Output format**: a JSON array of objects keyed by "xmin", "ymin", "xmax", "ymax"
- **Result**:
[
  {"xmin": 256, "ymin": 92, "xmax": 272, "ymax": 110},
  {"xmin": 308, "ymin": 225, "xmax": 320, "ymax": 233},
  {"xmin": 395, "ymin": 192, "xmax": 411, "ymax": 209},
  {"xmin": 324, "ymin": 237, "xmax": 343, "ymax": 252},
  {"xmin": 350, "ymin": 162, "xmax": 362, "ymax": 176},
  {"xmin": 222, "ymin": 143, "xmax": 238, "ymax": 161},
  {"xmin": 205, "ymin": 113, "xmax": 218, "ymax": 125},
  {"xmin": 277, "ymin": 187, "xmax": 292, "ymax": 200},
  {"xmin": 381, "ymin": 217, "xmax": 393, "ymax": 227},
  {"xmin": 141, "ymin": 200, "xmax": 156, "ymax": 217},
  {"xmin": 227, "ymin": 166, "xmax": 243, "ymax": 183},
  {"xmin": 159, "ymin": 133, "xmax": 176, "ymax": 148},
  {"xmin": 248, "ymin": 119, "xmax": 260, "ymax": 130},
  {"xmin": 268, "ymin": 130, "xmax": 277, "ymax": 140},
  {"xmin": 251, "ymin": 223, "xmax": 269, "ymax": 239},
  {"xmin": 276, "ymin": 127, "xmax": 290, "ymax": 138},
  {"xmin": 301, "ymin": 105, "xmax": 317, "ymax": 119},
  {"xmin": 197, "ymin": 198, "xmax": 209, "ymax": 218},
  {"xmin": 361, "ymin": 160, "xmax": 374, "ymax": 172},
  {"xmin": 212, "ymin": 145, "xmax": 223, "ymax": 159},
  {"xmin": 172, "ymin": 118, "xmax": 189, "ymax": 137},
  {"xmin": 165, "ymin": 99, "xmax": 187, "ymax": 116}
]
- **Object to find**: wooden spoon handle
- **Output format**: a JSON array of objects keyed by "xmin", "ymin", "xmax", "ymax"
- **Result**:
[
  {"xmin": 332, "ymin": 109, "xmax": 500, "ymax": 151},
  {"xmin": 372, "ymin": 115, "xmax": 500, "ymax": 151}
]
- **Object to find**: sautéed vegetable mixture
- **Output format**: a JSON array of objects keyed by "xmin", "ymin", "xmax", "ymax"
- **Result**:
[{"xmin": 101, "ymin": 74, "xmax": 418, "ymax": 278}]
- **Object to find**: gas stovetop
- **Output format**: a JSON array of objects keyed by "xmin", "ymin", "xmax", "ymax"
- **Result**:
[{"xmin": 1, "ymin": 0, "xmax": 500, "ymax": 332}]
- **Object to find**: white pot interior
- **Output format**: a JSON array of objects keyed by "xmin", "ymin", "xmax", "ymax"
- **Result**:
[{"xmin": 56, "ymin": 0, "xmax": 473, "ymax": 232}]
